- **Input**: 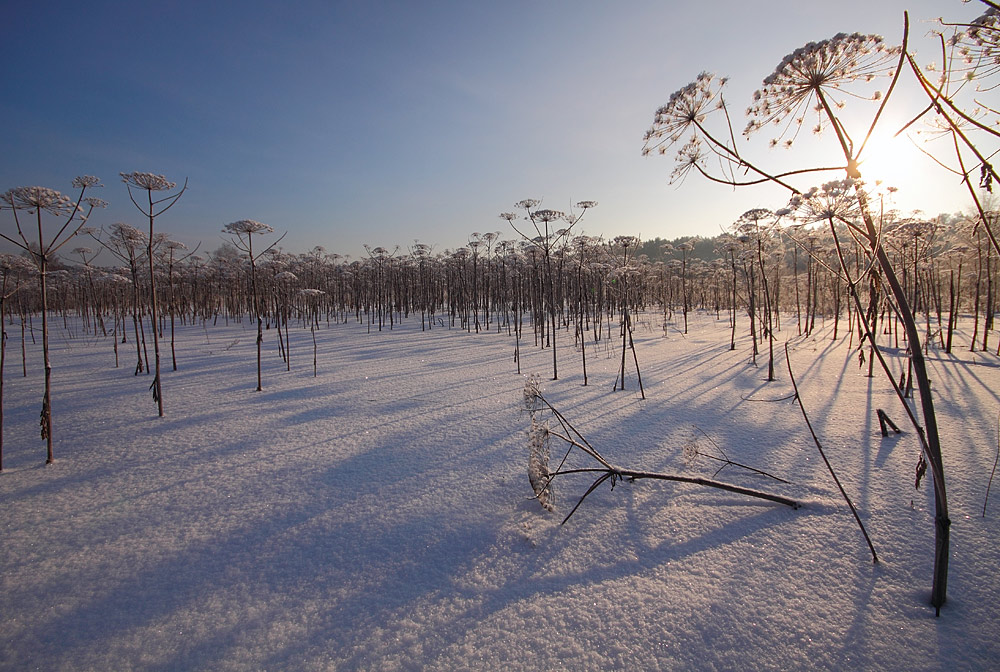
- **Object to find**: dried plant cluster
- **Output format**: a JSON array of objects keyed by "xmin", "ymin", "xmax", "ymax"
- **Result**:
[
  {"xmin": 640, "ymin": 0, "xmax": 1000, "ymax": 615},
  {"xmin": 520, "ymin": 377, "xmax": 797, "ymax": 526},
  {"xmin": 1, "ymin": 1, "xmax": 998, "ymax": 620}
]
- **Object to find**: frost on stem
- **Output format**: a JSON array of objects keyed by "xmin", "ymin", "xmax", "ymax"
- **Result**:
[
  {"xmin": 528, "ymin": 416, "xmax": 554, "ymax": 511},
  {"xmin": 523, "ymin": 374, "xmax": 554, "ymax": 511}
]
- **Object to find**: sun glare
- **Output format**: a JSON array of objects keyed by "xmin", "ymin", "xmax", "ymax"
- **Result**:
[{"xmin": 855, "ymin": 128, "xmax": 920, "ymax": 193}]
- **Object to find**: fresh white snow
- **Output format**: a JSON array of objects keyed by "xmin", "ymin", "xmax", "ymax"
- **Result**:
[{"xmin": 2, "ymin": 312, "xmax": 998, "ymax": 670}]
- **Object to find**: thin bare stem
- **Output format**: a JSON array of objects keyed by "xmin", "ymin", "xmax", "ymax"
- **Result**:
[
  {"xmin": 784, "ymin": 342, "xmax": 879, "ymax": 563},
  {"xmin": 985, "ymin": 411, "xmax": 999, "ymax": 518}
]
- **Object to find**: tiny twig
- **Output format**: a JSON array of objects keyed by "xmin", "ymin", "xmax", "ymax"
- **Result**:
[
  {"xmin": 561, "ymin": 472, "xmax": 615, "ymax": 525},
  {"xmin": 740, "ymin": 392, "xmax": 796, "ymax": 402},
  {"xmin": 877, "ymin": 409, "xmax": 902, "ymax": 437},
  {"xmin": 692, "ymin": 426, "xmax": 792, "ymax": 484}
]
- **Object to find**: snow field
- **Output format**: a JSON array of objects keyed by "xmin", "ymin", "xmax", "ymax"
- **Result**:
[{"xmin": 1, "ymin": 312, "xmax": 998, "ymax": 670}]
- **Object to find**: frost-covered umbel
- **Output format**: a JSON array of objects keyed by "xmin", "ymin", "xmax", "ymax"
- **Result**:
[
  {"xmin": 108, "ymin": 222, "xmax": 147, "ymax": 247},
  {"xmin": 120, "ymin": 172, "xmax": 177, "ymax": 191},
  {"xmin": 224, "ymin": 219, "xmax": 274, "ymax": 236},
  {"xmin": 745, "ymin": 33, "xmax": 899, "ymax": 143},
  {"xmin": 522, "ymin": 373, "xmax": 542, "ymax": 413},
  {"xmin": 530, "ymin": 209, "xmax": 564, "ymax": 223},
  {"xmin": 0, "ymin": 252, "xmax": 34, "ymax": 274},
  {"xmin": 642, "ymin": 72, "xmax": 726, "ymax": 158},
  {"xmin": 784, "ymin": 179, "xmax": 863, "ymax": 224},
  {"xmin": 955, "ymin": 7, "xmax": 1000, "ymax": 84},
  {"xmin": 527, "ymin": 416, "xmax": 554, "ymax": 511},
  {"xmin": 522, "ymin": 375, "xmax": 553, "ymax": 511},
  {"xmin": 1, "ymin": 187, "xmax": 78, "ymax": 216}
]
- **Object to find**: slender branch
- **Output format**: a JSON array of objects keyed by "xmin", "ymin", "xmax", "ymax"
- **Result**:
[
  {"xmin": 693, "ymin": 162, "xmax": 846, "ymax": 189},
  {"xmin": 561, "ymin": 472, "xmax": 614, "ymax": 525},
  {"xmin": 691, "ymin": 427, "xmax": 792, "ymax": 483},
  {"xmin": 44, "ymin": 187, "xmax": 89, "ymax": 254},
  {"xmin": 528, "ymin": 391, "xmax": 798, "ymax": 527},
  {"xmin": 694, "ymin": 121, "xmax": 805, "ymax": 193},
  {"xmin": 985, "ymin": 411, "xmax": 999, "ymax": 518},
  {"xmin": 784, "ymin": 342, "xmax": 879, "ymax": 563},
  {"xmin": 858, "ymin": 12, "xmax": 910, "ymax": 159},
  {"xmin": 151, "ymin": 178, "xmax": 189, "ymax": 216},
  {"xmin": 826, "ymin": 217, "xmax": 931, "ymax": 458}
]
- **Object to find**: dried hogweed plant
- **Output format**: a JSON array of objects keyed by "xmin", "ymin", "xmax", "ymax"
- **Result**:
[
  {"xmin": 223, "ymin": 219, "xmax": 286, "ymax": 391},
  {"xmin": 903, "ymin": 4, "xmax": 1000, "ymax": 263},
  {"xmin": 501, "ymin": 198, "xmax": 597, "ymax": 381},
  {"xmin": 0, "ymin": 177, "xmax": 105, "ymax": 464},
  {"xmin": 643, "ymin": 9, "xmax": 971, "ymax": 614},
  {"xmin": 520, "ymin": 377, "xmax": 797, "ymax": 525},
  {"xmin": 121, "ymin": 172, "xmax": 187, "ymax": 416}
]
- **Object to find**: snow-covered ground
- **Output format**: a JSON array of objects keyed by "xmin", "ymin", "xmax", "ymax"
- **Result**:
[{"xmin": 2, "ymin": 312, "xmax": 998, "ymax": 670}]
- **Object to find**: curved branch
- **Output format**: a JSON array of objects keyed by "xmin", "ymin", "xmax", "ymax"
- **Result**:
[{"xmin": 858, "ymin": 12, "xmax": 910, "ymax": 159}]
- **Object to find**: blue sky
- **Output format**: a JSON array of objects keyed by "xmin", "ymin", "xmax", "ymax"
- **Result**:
[{"xmin": 1, "ymin": 0, "xmax": 985, "ymax": 261}]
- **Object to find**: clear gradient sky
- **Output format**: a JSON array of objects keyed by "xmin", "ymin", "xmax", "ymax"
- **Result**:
[{"xmin": 1, "ymin": 0, "xmax": 986, "ymax": 261}]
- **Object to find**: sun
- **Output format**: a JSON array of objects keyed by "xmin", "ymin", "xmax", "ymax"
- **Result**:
[{"xmin": 854, "ymin": 127, "xmax": 922, "ymax": 193}]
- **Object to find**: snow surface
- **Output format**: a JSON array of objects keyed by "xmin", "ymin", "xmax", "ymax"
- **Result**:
[{"xmin": 2, "ymin": 312, "xmax": 998, "ymax": 671}]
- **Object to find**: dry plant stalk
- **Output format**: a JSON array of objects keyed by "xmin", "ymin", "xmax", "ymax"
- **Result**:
[
  {"xmin": 521, "ymin": 377, "xmax": 797, "ymax": 525},
  {"xmin": 985, "ymin": 411, "xmax": 999, "ymax": 518},
  {"xmin": 784, "ymin": 342, "xmax": 878, "ymax": 563}
]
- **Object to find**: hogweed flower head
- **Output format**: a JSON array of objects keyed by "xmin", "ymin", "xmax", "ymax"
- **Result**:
[
  {"xmin": 744, "ymin": 33, "xmax": 899, "ymax": 145},
  {"xmin": 0, "ymin": 253, "xmax": 34, "ymax": 274},
  {"xmin": 120, "ymin": 172, "xmax": 177, "ymax": 191},
  {"xmin": 531, "ymin": 209, "xmax": 565, "ymax": 223},
  {"xmin": 527, "ymin": 415, "xmax": 554, "ymax": 511},
  {"xmin": 109, "ymin": 222, "xmax": 148, "ymax": 247},
  {"xmin": 785, "ymin": 179, "xmax": 862, "ymax": 224},
  {"xmin": 71, "ymin": 175, "xmax": 102, "ymax": 189},
  {"xmin": 670, "ymin": 137, "xmax": 706, "ymax": 184},
  {"xmin": 682, "ymin": 440, "xmax": 700, "ymax": 464},
  {"xmin": 612, "ymin": 235, "xmax": 640, "ymax": 250},
  {"xmin": 643, "ymin": 72, "xmax": 726, "ymax": 158},
  {"xmin": 522, "ymin": 374, "xmax": 542, "ymax": 414},
  {"xmin": 224, "ymin": 219, "xmax": 274, "ymax": 236},
  {"xmin": 2, "ymin": 187, "xmax": 77, "ymax": 215},
  {"xmin": 952, "ymin": 8, "xmax": 1000, "ymax": 85}
]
